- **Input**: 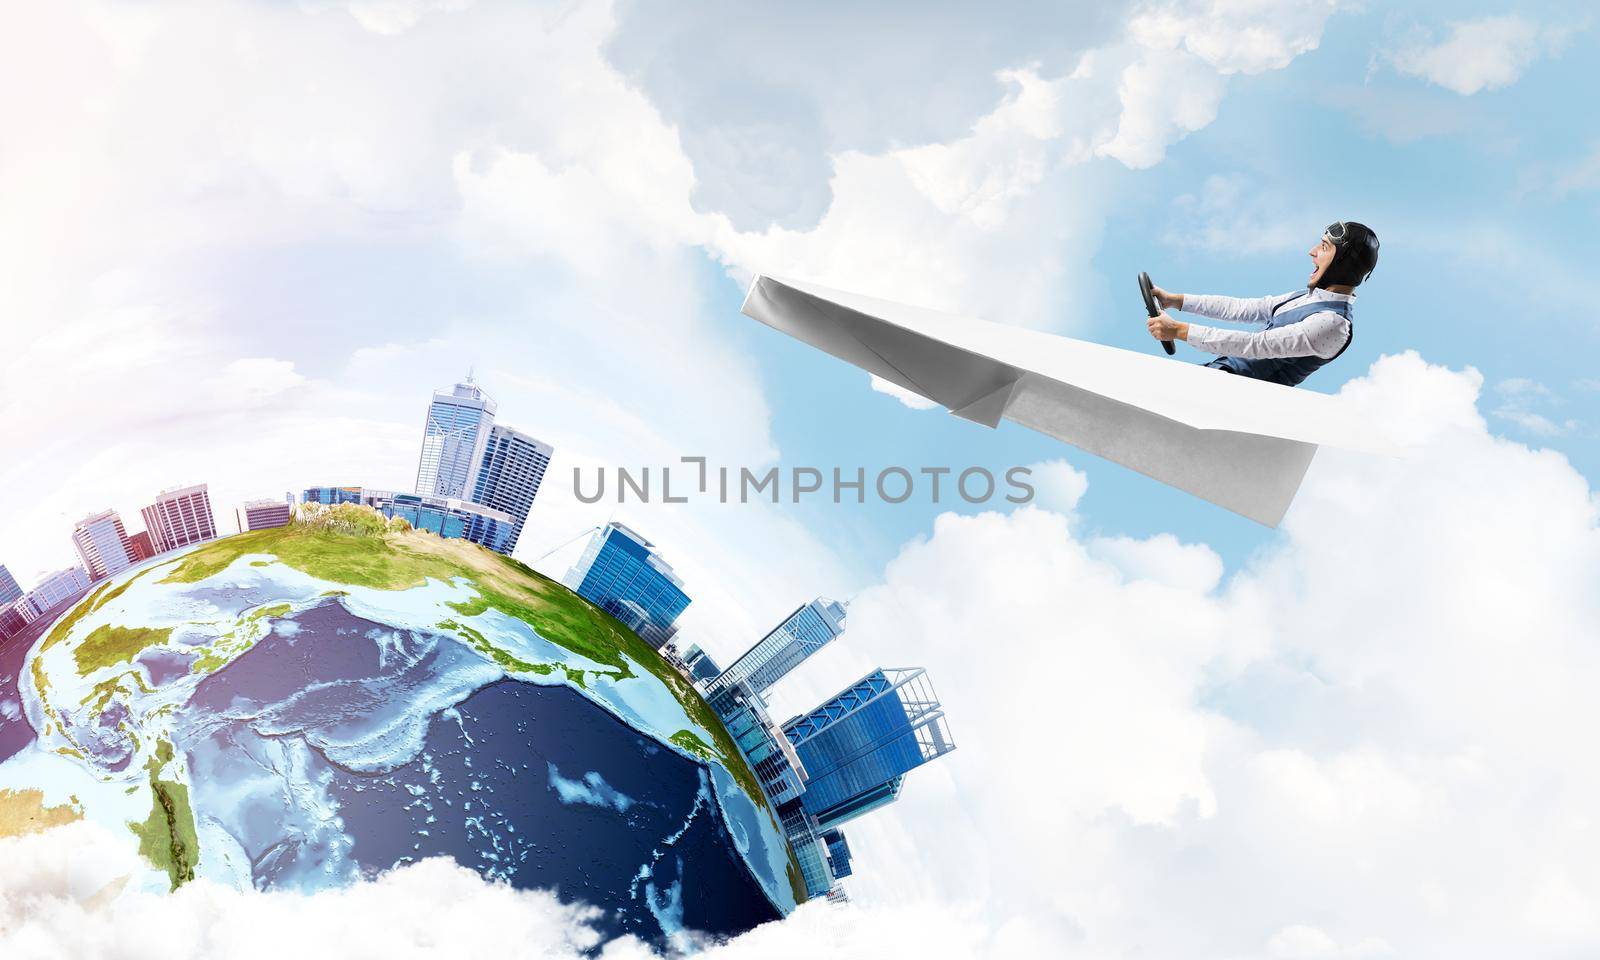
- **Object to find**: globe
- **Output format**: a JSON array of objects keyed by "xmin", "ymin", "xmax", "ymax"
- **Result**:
[{"xmin": 0, "ymin": 509, "xmax": 803, "ymax": 945}]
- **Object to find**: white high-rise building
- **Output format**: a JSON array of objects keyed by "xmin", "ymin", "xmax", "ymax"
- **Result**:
[
  {"xmin": 72, "ymin": 510, "xmax": 136, "ymax": 582},
  {"xmin": 416, "ymin": 379, "xmax": 497, "ymax": 499},
  {"xmin": 0, "ymin": 564, "xmax": 20, "ymax": 607},
  {"xmin": 29, "ymin": 566, "xmax": 90, "ymax": 613},
  {"xmin": 237, "ymin": 498, "xmax": 292, "ymax": 532},
  {"xmin": 142, "ymin": 484, "xmax": 218, "ymax": 554},
  {"xmin": 7, "ymin": 595, "xmax": 42, "ymax": 624},
  {"xmin": 470, "ymin": 424, "xmax": 554, "ymax": 554}
]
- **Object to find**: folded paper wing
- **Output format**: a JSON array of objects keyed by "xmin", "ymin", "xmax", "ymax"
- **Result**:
[{"xmin": 741, "ymin": 274, "xmax": 1393, "ymax": 528}]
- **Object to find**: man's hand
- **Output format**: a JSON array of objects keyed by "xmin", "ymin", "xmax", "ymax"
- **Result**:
[
  {"xmin": 1150, "ymin": 285, "xmax": 1183, "ymax": 310},
  {"xmin": 1147, "ymin": 311, "xmax": 1188, "ymax": 343}
]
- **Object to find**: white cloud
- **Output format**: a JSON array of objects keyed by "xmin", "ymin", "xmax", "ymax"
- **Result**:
[
  {"xmin": 1493, "ymin": 408, "xmax": 1574, "ymax": 437},
  {"xmin": 599, "ymin": 2, "xmax": 1133, "ymax": 231},
  {"xmin": 344, "ymin": 0, "xmax": 475, "ymax": 37},
  {"xmin": 868, "ymin": 376, "xmax": 941, "ymax": 411},
  {"xmin": 26, "ymin": 6, "xmax": 1595, "ymax": 956},
  {"xmin": 795, "ymin": 353, "xmax": 1600, "ymax": 955},
  {"xmin": 1023, "ymin": 458, "xmax": 1090, "ymax": 515},
  {"xmin": 1266, "ymin": 923, "xmax": 1394, "ymax": 958},
  {"xmin": 0, "ymin": 0, "xmax": 1353, "ymax": 532},
  {"xmin": 1390, "ymin": 16, "xmax": 1570, "ymax": 96},
  {"xmin": 1093, "ymin": 45, "xmax": 1227, "ymax": 169},
  {"xmin": 0, "ymin": 0, "xmax": 834, "ymax": 649},
  {"xmin": 1130, "ymin": 0, "xmax": 1342, "ymax": 75},
  {"xmin": 0, "ymin": 821, "xmax": 650, "ymax": 960},
  {"xmin": 700, "ymin": 3, "xmax": 1343, "ymax": 341},
  {"xmin": 1490, "ymin": 377, "xmax": 1581, "ymax": 437},
  {"xmin": 15, "ymin": 352, "xmax": 1600, "ymax": 958}
]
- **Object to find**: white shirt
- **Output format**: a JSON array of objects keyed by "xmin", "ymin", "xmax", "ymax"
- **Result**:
[{"xmin": 1181, "ymin": 288, "xmax": 1355, "ymax": 360}]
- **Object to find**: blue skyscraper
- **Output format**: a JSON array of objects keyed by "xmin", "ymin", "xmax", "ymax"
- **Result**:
[
  {"xmin": 564, "ymin": 522, "xmax": 690, "ymax": 649},
  {"xmin": 680, "ymin": 643, "xmax": 722, "ymax": 685},
  {"xmin": 822, "ymin": 829, "xmax": 853, "ymax": 879},
  {"xmin": 703, "ymin": 597, "xmax": 847, "ymax": 705},
  {"xmin": 469, "ymin": 424, "xmax": 553, "ymax": 554},
  {"xmin": 783, "ymin": 667, "xmax": 955, "ymax": 831},
  {"xmin": 415, "ymin": 379, "xmax": 497, "ymax": 499},
  {"xmin": 0, "ymin": 565, "xmax": 21, "ymax": 607}
]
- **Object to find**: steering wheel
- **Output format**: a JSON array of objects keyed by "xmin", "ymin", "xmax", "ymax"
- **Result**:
[{"xmin": 1140, "ymin": 271, "xmax": 1176, "ymax": 356}]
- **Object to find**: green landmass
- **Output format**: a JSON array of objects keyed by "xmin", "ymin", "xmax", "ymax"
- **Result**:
[
  {"xmin": 0, "ymin": 788, "xmax": 81, "ymax": 839},
  {"xmin": 250, "ymin": 603, "xmax": 292, "ymax": 621},
  {"xmin": 39, "ymin": 580, "xmax": 113, "ymax": 653},
  {"xmin": 436, "ymin": 618, "xmax": 558, "ymax": 676},
  {"xmin": 31, "ymin": 656, "xmax": 51, "ymax": 704},
  {"xmin": 155, "ymin": 507, "xmax": 806, "ymax": 899},
  {"xmin": 79, "ymin": 671, "xmax": 155, "ymax": 716},
  {"xmin": 670, "ymin": 729, "xmax": 715, "ymax": 761},
  {"xmin": 187, "ymin": 602, "xmax": 294, "ymax": 674},
  {"xmin": 88, "ymin": 566, "xmax": 155, "ymax": 615},
  {"xmin": 128, "ymin": 741, "xmax": 197, "ymax": 891},
  {"xmin": 73, "ymin": 624, "xmax": 175, "ymax": 676}
]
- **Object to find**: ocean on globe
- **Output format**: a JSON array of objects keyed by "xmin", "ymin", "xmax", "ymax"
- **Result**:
[{"xmin": 0, "ymin": 506, "xmax": 804, "ymax": 946}]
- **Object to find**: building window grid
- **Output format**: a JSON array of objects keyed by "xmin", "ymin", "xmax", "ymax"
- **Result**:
[
  {"xmin": 418, "ymin": 402, "xmax": 489, "ymax": 498},
  {"xmin": 579, "ymin": 550, "xmax": 689, "ymax": 632},
  {"xmin": 706, "ymin": 604, "xmax": 836, "ymax": 699},
  {"xmin": 783, "ymin": 669, "xmax": 955, "ymax": 818}
]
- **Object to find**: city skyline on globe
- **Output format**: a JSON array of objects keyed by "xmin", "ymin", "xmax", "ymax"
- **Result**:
[{"xmin": 0, "ymin": 506, "xmax": 804, "ymax": 947}]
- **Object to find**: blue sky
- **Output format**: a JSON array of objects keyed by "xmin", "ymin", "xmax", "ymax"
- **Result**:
[
  {"xmin": 4, "ymin": 2, "xmax": 1600, "ymax": 957},
  {"xmin": 703, "ymin": 0, "xmax": 1599, "ymax": 577}
]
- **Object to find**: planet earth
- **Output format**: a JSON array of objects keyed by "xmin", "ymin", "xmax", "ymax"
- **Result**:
[{"xmin": 0, "ymin": 507, "xmax": 803, "ymax": 945}]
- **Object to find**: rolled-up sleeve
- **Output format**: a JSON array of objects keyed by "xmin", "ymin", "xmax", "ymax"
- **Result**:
[{"xmin": 1186, "ymin": 312, "xmax": 1351, "ymax": 360}]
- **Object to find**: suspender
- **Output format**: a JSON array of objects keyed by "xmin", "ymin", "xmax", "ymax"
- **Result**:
[
  {"xmin": 1271, "ymin": 294, "xmax": 1353, "ymax": 357},
  {"xmin": 1271, "ymin": 294, "xmax": 1351, "ymax": 321}
]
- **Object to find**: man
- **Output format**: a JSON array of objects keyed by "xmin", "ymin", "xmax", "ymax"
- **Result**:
[{"xmin": 1146, "ymin": 221, "xmax": 1380, "ymax": 387}]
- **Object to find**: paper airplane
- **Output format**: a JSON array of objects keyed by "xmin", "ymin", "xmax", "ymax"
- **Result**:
[{"xmin": 741, "ymin": 274, "xmax": 1393, "ymax": 527}]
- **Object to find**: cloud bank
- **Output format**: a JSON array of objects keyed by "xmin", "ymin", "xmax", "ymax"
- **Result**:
[
  {"xmin": 1390, "ymin": 15, "xmax": 1571, "ymax": 96},
  {"xmin": 8, "ymin": 353, "xmax": 1600, "ymax": 959},
  {"xmin": 6, "ymin": 3, "xmax": 1600, "ymax": 957}
]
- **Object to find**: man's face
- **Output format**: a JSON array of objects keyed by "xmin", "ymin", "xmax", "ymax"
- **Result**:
[{"xmin": 1308, "ymin": 234, "xmax": 1336, "ymax": 285}]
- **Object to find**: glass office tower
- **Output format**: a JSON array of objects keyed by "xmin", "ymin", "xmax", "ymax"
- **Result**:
[
  {"xmin": 783, "ymin": 667, "xmax": 955, "ymax": 831},
  {"xmin": 564, "ymin": 522, "xmax": 691, "ymax": 649},
  {"xmin": 822, "ymin": 829, "xmax": 853, "ymax": 879},
  {"xmin": 0, "ymin": 565, "xmax": 20, "ymax": 607},
  {"xmin": 703, "ymin": 597, "xmax": 847, "ymax": 704},
  {"xmin": 415, "ymin": 379, "xmax": 497, "ymax": 499},
  {"xmin": 680, "ymin": 643, "xmax": 722, "ymax": 685},
  {"xmin": 72, "ymin": 509, "xmax": 136, "ymax": 582},
  {"xmin": 469, "ymin": 424, "xmax": 553, "ymax": 554}
]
